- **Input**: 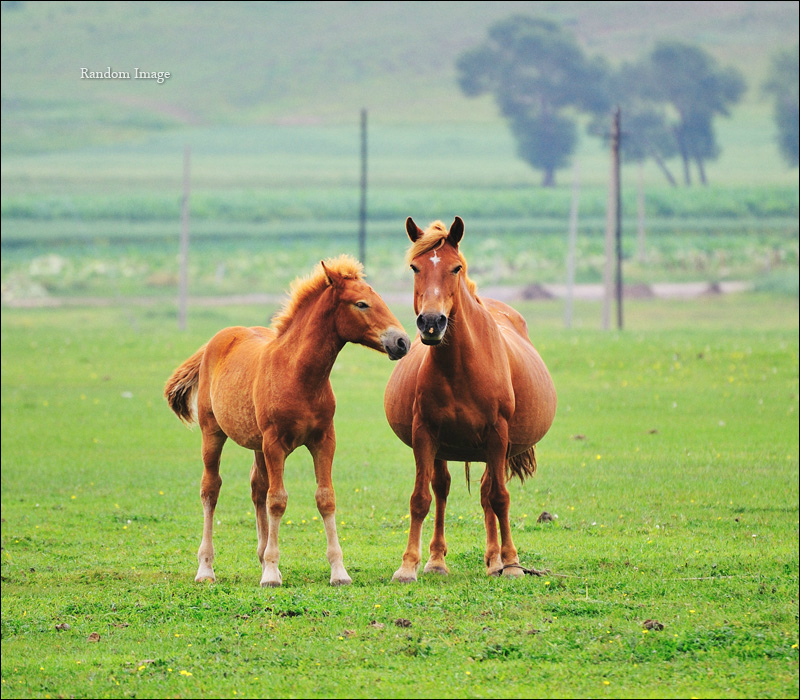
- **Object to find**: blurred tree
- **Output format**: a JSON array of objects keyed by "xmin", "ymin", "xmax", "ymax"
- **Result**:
[
  {"xmin": 763, "ymin": 44, "xmax": 799, "ymax": 168},
  {"xmin": 589, "ymin": 61, "xmax": 679, "ymax": 186},
  {"xmin": 456, "ymin": 16, "xmax": 609, "ymax": 186},
  {"xmin": 639, "ymin": 41, "xmax": 745, "ymax": 185}
]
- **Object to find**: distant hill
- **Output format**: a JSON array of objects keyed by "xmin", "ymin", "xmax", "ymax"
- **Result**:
[{"xmin": 1, "ymin": 0, "xmax": 797, "ymax": 154}]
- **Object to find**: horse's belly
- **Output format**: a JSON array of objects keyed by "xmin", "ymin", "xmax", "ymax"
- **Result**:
[{"xmin": 215, "ymin": 404, "xmax": 262, "ymax": 450}]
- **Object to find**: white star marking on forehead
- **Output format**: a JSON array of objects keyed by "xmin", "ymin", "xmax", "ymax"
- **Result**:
[{"xmin": 430, "ymin": 251, "xmax": 441, "ymax": 266}]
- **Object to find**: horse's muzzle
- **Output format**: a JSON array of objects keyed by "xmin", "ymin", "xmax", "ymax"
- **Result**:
[
  {"xmin": 417, "ymin": 312, "xmax": 448, "ymax": 345},
  {"xmin": 382, "ymin": 328, "xmax": 411, "ymax": 360}
]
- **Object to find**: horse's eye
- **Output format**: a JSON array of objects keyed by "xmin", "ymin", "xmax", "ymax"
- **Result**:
[
  {"xmin": 452, "ymin": 265, "xmax": 463, "ymax": 274},
  {"xmin": 355, "ymin": 301, "xmax": 369, "ymax": 310},
  {"xmin": 410, "ymin": 264, "xmax": 420, "ymax": 274}
]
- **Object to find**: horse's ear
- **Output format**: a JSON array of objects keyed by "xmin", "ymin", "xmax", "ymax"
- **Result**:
[
  {"xmin": 320, "ymin": 260, "xmax": 342, "ymax": 288},
  {"xmin": 406, "ymin": 217, "xmax": 424, "ymax": 242},
  {"xmin": 448, "ymin": 216, "xmax": 464, "ymax": 246}
]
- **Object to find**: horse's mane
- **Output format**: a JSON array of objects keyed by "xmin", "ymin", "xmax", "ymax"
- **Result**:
[
  {"xmin": 406, "ymin": 220, "xmax": 478, "ymax": 297},
  {"xmin": 271, "ymin": 254, "xmax": 365, "ymax": 335}
]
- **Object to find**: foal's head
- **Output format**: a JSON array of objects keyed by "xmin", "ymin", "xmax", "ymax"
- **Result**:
[
  {"xmin": 321, "ymin": 256, "xmax": 410, "ymax": 360},
  {"xmin": 406, "ymin": 216, "xmax": 476, "ymax": 345}
]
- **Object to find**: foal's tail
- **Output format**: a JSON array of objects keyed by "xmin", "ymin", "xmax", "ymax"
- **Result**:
[
  {"xmin": 164, "ymin": 344, "xmax": 206, "ymax": 425},
  {"xmin": 507, "ymin": 445, "xmax": 537, "ymax": 483}
]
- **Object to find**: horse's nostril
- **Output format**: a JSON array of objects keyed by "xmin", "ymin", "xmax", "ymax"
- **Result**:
[{"xmin": 397, "ymin": 336, "xmax": 408, "ymax": 351}]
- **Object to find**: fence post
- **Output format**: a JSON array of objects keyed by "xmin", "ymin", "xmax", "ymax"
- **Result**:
[
  {"xmin": 602, "ymin": 108, "xmax": 622, "ymax": 330},
  {"xmin": 178, "ymin": 145, "xmax": 190, "ymax": 331},
  {"xmin": 358, "ymin": 108, "xmax": 368, "ymax": 267}
]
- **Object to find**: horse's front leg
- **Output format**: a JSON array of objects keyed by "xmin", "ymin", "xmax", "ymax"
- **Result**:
[
  {"xmin": 261, "ymin": 436, "xmax": 288, "ymax": 587},
  {"xmin": 196, "ymin": 429, "xmax": 227, "ymax": 582},
  {"xmin": 481, "ymin": 422, "xmax": 522, "ymax": 578},
  {"xmin": 423, "ymin": 459, "xmax": 451, "ymax": 575},
  {"xmin": 393, "ymin": 424, "xmax": 436, "ymax": 583},
  {"xmin": 309, "ymin": 428, "xmax": 352, "ymax": 586},
  {"xmin": 249, "ymin": 452, "xmax": 269, "ymax": 572}
]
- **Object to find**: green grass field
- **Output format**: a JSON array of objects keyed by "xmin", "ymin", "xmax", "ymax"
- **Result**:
[
  {"xmin": 1, "ymin": 293, "xmax": 797, "ymax": 698},
  {"xmin": 1, "ymin": 3, "xmax": 798, "ymax": 696}
]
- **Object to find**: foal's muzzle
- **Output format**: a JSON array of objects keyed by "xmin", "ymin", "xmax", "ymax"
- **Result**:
[
  {"xmin": 382, "ymin": 327, "xmax": 411, "ymax": 360},
  {"xmin": 417, "ymin": 312, "xmax": 448, "ymax": 345}
]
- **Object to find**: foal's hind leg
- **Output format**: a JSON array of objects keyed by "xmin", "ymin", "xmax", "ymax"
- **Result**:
[
  {"xmin": 196, "ymin": 430, "xmax": 227, "ymax": 582},
  {"xmin": 250, "ymin": 452, "xmax": 270, "ymax": 574},
  {"xmin": 424, "ymin": 459, "xmax": 451, "ymax": 575}
]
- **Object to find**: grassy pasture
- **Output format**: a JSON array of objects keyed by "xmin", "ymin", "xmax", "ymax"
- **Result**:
[{"xmin": 1, "ymin": 293, "xmax": 797, "ymax": 698}]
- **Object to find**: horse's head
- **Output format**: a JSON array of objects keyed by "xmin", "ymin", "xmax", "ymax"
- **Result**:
[
  {"xmin": 321, "ymin": 259, "xmax": 410, "ymax": 360},
  {"xmin": 406, "ymin": 216, "xmax": 472, "ymax": 346}
]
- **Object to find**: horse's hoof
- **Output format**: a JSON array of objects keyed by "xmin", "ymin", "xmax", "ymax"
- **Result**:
[
  {"xmin": 195, "ymin": 570, "xmax": 215, "ymax": 583},
  {"xmin": 260, "ymin": 579, "xmax": 282, "ymax": 588},
  {"xmin": 330, "ymin": 576, "xmax": 353, "ymax": 586},
  {"xmin": 487, "ymin": 568, "xmax": 503, "ymax": 578},
  {"xmin": 502, "ymin": 565, "xmax": 524, "ymax": 578},
  {"xmin": 392, "ymin": 570, "xmax": 418, "ymax": 583},
  {"xmin": 423, "ymin": 562, "xmax": 449, "ymax": 576}
]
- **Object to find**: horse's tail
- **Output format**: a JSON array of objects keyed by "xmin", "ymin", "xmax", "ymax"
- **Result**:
[
  {"xmin": 507, "ymin": 445, "xmax": 537, "ymax": 483},
  {"xmin": 164, "ymin": 344, "xmax": 207, "ymax": 425}
]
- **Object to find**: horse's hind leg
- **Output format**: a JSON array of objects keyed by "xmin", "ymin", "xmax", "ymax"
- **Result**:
[
  {"xmin": 196, "ymin": 429, "xmax": 227, "ymax": 582},
  {"xmin": 250, "ymin": 452, "xmax": 269, "ymax": 573},
  {"xmin": 309, "ymin": 430, "xmax": 352, "ymax": 586},
  {"xmin": 424, "ymin": 459, "xmax": 450, "ymax": 575},
  {"xmin": 481, "ymin": 425, "xmax": 522, "ymax": 578}
]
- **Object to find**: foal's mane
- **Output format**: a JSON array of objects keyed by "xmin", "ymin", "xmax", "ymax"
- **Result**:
[
  {"xmin": 271, "ymin": 255, "xmax": 365, "ymax": 335},
  {"xmin": 406, "ymin": 220, "xmax": 478, "ymax": 297}
]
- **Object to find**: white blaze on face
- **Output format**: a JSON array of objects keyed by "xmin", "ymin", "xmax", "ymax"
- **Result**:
[{"xmin": 430, "ymin": 251, "xmax": 441, "ymax": 266}]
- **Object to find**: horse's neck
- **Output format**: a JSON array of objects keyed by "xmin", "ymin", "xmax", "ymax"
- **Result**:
[
  {"xmin": 272, "ymin": 292, "xmax": 344, "ymax": 386},
  {"xmin": 433, "ymin": 283, "xmax": 493, "ymax": 367}
]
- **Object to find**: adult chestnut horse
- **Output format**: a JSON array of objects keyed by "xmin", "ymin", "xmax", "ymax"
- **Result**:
[
  {"xmin": 165, "ymin": 255, "xmax": 409, "ymax": 587},
  {"xmin": 384, "ymin": 217, "xmax": 557, "ymax": 581}
]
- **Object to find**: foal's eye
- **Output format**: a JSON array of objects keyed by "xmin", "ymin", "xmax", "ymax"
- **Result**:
[
  {"xmin": 410, "ymin": 264, "xmax": 420, "ymax": 274},
  {"xmin": 354, "ymin": 301, "xmax": 370, "ymax": 310},
  {"xmin": 452, "ymin": 265, "xmax": 463, "ymax": 274}
]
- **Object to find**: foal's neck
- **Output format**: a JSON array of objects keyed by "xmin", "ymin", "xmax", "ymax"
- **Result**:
[{"xmin": 273, "ymin": 289, "xmax": 344, "ymax": 386}]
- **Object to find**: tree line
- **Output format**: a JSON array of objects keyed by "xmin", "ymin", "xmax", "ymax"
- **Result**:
[{"xmin": 457, "ymin": 16, "xmax": 799, "ymax": 187}]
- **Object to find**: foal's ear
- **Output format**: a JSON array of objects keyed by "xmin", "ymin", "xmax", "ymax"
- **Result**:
[
  {"xmin": 320, "ymin": 260, "xmax": 343, "ymax": 288},
  {"xmin": 447, "ymin": 216, "xmax": 464, "ymax": 246},
  {"xmin": 406, "ymin": 217, "xmax": 425, "ymax": 242}
]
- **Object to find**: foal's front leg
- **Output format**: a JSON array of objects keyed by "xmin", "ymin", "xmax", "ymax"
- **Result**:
[
  {"xmin": 309, "ymin": 429, "xmax": 352, "ymax": 586},
  {"xmin": 261, "ymin": 437, "xmax": 288, "ymax": 587},
  {"xmin": 196, "ymin": 430, "xmax": 227, "ymax": 582}
]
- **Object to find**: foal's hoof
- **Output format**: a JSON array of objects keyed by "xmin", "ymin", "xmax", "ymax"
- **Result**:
[
  {"xmin": 260, "ymin": 578, "xmax": 282, "ymax": 588},
  {"xmin": 330, "ymin": 575, "xmax": 353, "ymax": 586},
  {"xmin": 502, "ymin": 565, "xmax": 525, "ymax": 578},
  {"xmin": 195, "ymin": 567, "xmax": 216, "ymax": 583}
]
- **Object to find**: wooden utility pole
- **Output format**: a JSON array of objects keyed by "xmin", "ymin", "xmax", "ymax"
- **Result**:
[
  {"xmin": 602, "ymin": 108, "xmax": 623, "ymax": 330},
  {"xmin": 178, "ymin": 145, "xmax": 191, "ymax": 331},
  {"xmin": 358, "ymin": 108, "xmax": 367, "ymax": 266},
  {"xmin": 564, "ymin": 161, "xmax": 580, "ymax": 329}
]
